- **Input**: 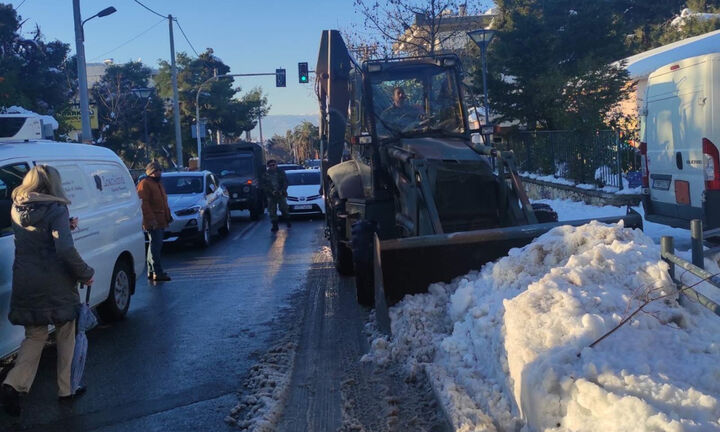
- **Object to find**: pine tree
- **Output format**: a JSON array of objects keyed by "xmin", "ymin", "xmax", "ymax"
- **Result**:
[
  {"xmin": 0, "ymin": 5, "xmax": 73, "ymax": 117},
  {"xmin": 480, "ymin": 0, "xmax": 631, "ymax": 131}
]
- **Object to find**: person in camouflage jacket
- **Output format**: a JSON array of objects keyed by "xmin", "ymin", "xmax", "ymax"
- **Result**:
[{"xmin": 259, "ymin": 160, "xmax": 290, "ymax": 232}]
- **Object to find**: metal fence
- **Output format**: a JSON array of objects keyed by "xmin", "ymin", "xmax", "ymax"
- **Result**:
[{"xmin": 501, "ymin": 130, "xmax": 641, "ymax": 189}]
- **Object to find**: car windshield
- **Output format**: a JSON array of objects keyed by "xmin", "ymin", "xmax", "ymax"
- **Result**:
[
  {"xmin": 371, "ymin": 65, "xmax": 464, "ymax": 138},
  {"xmin": 161, "ymin": 176, "xmax": 203, "ymax": 194},
  {"xmin": 287, "ymin": 171, "xmax": 321, "ymax": 186},
  {"xmin": 203, "ymin": 155, "xmax": 254, "ymax": 178}
]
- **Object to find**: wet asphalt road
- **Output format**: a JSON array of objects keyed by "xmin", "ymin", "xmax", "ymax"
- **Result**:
[{"xmin": 0, "ymin": 212, "xmax": 325, "ymax": 432}]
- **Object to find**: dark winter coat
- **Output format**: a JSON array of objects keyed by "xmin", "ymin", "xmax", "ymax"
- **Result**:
[
  {"xmin": 260, "ymin": 169, "xmax": 288, "ymax": 198},
  {"xmin": 137, "ymin": 177, "xmax": 172, "ymax": 230},
  {"xmin": 9, "ymin": 193, "xmax": 95, "ymax": 326}
]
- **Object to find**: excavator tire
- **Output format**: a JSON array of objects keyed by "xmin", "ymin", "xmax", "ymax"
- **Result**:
[
  {"xmin": 329, "ymin": 182, "xmax": 354, "ymax": 275},
  {"xmin": 531, "ymin": 202, "xmax": 558, "ymax": 223},
  {"xmin": 351, "ymin": 220, "xmax": 377, "ymax": 307}
]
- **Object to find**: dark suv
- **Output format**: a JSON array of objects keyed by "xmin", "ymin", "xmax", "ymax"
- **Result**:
[{"xmin": 202, "ymin": 142, "xmax": 266, "ymax": 220}]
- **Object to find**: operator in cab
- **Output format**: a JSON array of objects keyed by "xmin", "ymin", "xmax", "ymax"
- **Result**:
[{"xmin": 380, "ymin": 87, "xmax": 422, "ymax": 132}]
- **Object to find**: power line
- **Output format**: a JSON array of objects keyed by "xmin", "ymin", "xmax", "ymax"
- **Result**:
[
  {"xmin": 174, "ymin": 19, "xmax": 200, "ymax": 57},
  {"xmin": 89, "ymin": 17, "xmax": 166, "ymax": 61},
  {"xmin": 132, "ymin": 0, "xmax": 168, "ymax": 19},
  {"xmin": 14, "ymin": 0, "xmax": 27, "ymax": 10}
]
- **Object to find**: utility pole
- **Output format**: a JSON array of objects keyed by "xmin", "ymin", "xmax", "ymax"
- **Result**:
[
  {"xmin": 258, "ymin": 115, "xmax": 263, "ymax": 143},
  {"xmin": 72, "ymin": 0, "xmax": 92, "ymax": 143},
  {"xmin": 169, "ymin": 15, "xmax": 183, "ymax": 168}
]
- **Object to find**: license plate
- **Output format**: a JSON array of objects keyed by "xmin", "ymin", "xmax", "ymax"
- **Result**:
[{"xmin": 294, "ymin": 204, "xmax": 312, "ymax": 210}]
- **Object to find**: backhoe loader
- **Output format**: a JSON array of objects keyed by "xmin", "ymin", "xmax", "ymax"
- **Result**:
[{"xmin": 315, "ymin": 30, "xmax": 642, "ymax": 331}]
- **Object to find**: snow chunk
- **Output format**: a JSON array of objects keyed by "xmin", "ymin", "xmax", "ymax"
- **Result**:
[{"xmin": 369, "ymin": 221, "xmax": 720, "ymax": 431}]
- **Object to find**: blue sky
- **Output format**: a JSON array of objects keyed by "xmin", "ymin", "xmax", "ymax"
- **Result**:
[{"xmin": 9, "ymin": 0, "xmax": 360, "ymax": 115}]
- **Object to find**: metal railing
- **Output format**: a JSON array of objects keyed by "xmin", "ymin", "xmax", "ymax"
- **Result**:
[
  {"xmin": 661, "ymin": 220, "xmax": 720, "ymax": 317},
  {"xmin": 501, "ymin": 130, "xmax": 641, "ymax": 189}
]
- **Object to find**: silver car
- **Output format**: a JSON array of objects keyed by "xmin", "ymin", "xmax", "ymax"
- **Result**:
[{"xmin": 161, "ymin": 171, "xmax": 231, "ymax": 247}]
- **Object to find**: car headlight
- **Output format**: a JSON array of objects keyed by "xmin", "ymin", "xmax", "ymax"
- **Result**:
[{"xmin": 175, "ymin": 205, "xmax": 201, "ymax": 216}]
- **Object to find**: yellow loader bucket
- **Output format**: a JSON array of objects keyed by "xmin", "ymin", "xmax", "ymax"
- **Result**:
[{"xmin": 373, "ymin": 213, "xmax": 643, "ymax": 334}]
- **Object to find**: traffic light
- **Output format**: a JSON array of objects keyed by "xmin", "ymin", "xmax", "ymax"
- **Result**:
[
  {"xmin": 276, "ymin": 69, "xmax": 286, "ymax": 87},
  {"xmin": 298, "ymin": 62, "xmax": 309, "ymax": 84}
]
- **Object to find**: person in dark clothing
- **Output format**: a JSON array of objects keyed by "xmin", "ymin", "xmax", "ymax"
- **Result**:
[
  {"xmin": 380, "ymin": 86, "xmax": 422, "ymax": 132},
  {"xmin": 137, "ymin": 161, "xmax": 172, "ymax": 281},
  {"xmin": 1, "ymin": 165, "xmax": 95, "ymax": 416},
  {"xmin": 260, "ymin": 160, "xmax": 290, "ymax": 232}
]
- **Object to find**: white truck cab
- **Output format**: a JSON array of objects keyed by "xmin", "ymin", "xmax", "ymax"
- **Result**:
[
  {"xmin": 0, "ymin": 115, "xmax": 145, "ymax": 359},
  {"xmin": 640, "ymin": 53, "xmax": 720, "ymax": 230}
]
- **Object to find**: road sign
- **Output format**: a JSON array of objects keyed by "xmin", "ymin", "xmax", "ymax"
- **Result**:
[
  {"xmin": 59, "ymin": 104, "xmax": 99, "ymax": 130},
  {"xmin": 191, "ymin": 120, "xmax": 207, "ymax": 139}
]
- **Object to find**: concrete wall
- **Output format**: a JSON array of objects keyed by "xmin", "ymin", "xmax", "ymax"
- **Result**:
[{"xmin": 522, "ymin": 176, "xmax": 641, "ymax": 207}]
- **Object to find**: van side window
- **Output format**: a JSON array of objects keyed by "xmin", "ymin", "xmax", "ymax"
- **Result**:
[
  {"xmin": 0, "ymin": 163, "xmax": 30, "ymax": 234},
  {"xmin": 41, "ymin": 163, "xmax": 92, "ymax": 210}
]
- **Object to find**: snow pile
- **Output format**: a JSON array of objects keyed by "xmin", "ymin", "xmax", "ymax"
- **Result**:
[
  {"xmin": 372, "ymin": 221, "xmax": 720, "ymax": 431},
  {"xmin": 672, "ymin": 8, "xmax": 720, "ymax": 27}
]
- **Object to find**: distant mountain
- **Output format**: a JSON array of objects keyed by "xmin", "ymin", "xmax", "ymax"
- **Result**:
[{"xmin": 248, "ymin": 114, "xmax": 318, "ymax": 141}]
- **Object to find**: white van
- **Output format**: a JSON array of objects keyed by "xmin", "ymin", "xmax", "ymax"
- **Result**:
[
  {"xmin": 0, "ymin": 117, "xmax": 145, "ymax": 359},
  {"xmin": 640, "ymin": 53, "xmax": 720, "ymax": 230}
]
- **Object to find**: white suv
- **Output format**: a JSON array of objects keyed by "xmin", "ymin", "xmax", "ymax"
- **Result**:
[{"xmin": 161, "ymin": 171, "xmax": 231, "ymax": 247}]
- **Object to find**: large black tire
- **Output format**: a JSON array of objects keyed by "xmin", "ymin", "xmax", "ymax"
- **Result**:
[
  {"xmin": 197, "ymin": 215, "xmax": 212, "ymax": 248},
  {"xmin": 97, "ymin": 258, "xmax": 133, "ymax": 322},
  {"xmin": 328, "ymin": 182, "xmax": 354, "ymax": 275},
  {"xmin": 532, "ymin": 203, "xmax": 558, "ymax": 223},
  {"xmin": 219, "ymin": 210, "xmax": 231, "ymax": 236},
  {"xmin": 351, "ymin": 220, "xmax": 377, "ymax": 307}
]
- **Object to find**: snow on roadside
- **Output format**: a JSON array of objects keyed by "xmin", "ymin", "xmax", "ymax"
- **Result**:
[
  {"xmin": 225, "ymin": 340, "xmax": 297, "ymax": 431},
  {"xmin": 368, "ymin": 221, "xmax": 720, "ymax": 431},
  {"xmin": 533, "ymin": 198, "xmax": 691, "ymax": 249}
]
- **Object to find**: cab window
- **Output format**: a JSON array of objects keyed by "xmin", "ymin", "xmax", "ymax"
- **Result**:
[{"xmin": 0, "ymin": 162, "xmax": 30, "ymax": 234}]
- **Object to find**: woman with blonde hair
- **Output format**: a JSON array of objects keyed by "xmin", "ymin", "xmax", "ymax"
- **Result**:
[{"xmin": 0, "ymin": 165, "xmax": 94, "ymax": 417}]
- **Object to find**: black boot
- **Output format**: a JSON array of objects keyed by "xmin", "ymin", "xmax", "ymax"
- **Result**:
[
  {"xmin": 271, "ymin": 221, "xmax": 279, "ymax": 232},
  {"xmin": 1, "ymin": 384, "xmax": 21, "ymax": 417}
]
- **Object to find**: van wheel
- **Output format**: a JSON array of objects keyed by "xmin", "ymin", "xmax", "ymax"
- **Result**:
[
  {"xmin": 97, "ymin": 259, "xmax": 133, "ymax": 322},
  {"xmin": 198, "ymin": 216, "xmax": 211, "ymax": 248},
  {"xmin": 219, "ymin": 210, "xmax": 231, "ymax": 236}
]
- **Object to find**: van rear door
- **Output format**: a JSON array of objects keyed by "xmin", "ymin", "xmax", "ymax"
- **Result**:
[{"xmin": 645, "ymin": 57, "xmax": 709, "ymax": 225}]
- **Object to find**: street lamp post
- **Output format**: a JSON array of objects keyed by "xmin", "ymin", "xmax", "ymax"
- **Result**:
[
  {"xmin": 467, "ymin": 29, "xmax": 496, "ymax": 142},
  {"xmin": 72, "ymin": 1, "xmax": 117, "ymax": 143},
  {"xmin": 132, "ymin": 87, "xmax": 153, "ymax": 163}
]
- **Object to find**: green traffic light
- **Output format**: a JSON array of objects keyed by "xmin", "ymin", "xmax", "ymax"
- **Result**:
[{"xmin": 301, "ymin": 76, "xmax": 307, "ymax": 82}]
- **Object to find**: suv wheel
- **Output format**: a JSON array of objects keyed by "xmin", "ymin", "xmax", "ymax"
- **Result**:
[{"xmin": 198, "ymin": 216, "xmax": 211, "ymax": 248}]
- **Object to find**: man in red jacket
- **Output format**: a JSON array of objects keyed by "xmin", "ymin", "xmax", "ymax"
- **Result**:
[{"xmin": 137, "ymin": 161, "xmax": 172, "ymax": 282}]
